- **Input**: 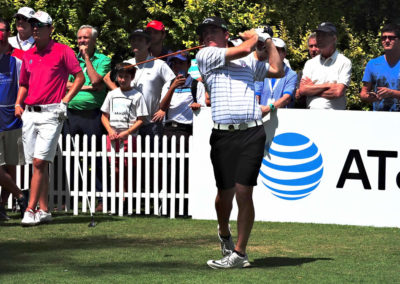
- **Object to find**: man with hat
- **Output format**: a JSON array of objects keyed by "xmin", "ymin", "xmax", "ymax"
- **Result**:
[
  {"xmin": 145, "ymin": 20, "xmax": 172, "ymax": 60},
  {"xmin": 8, "ymin": 7, "xmax": 35, "ymax": 52},
  {"xmin": 195, "ymin": 16, "xmax": 284, "ymax": 268},
  {"xmin": 14, "ymin": 11, "xmax": 84, "ymax": 226},
  {"xmin": 360, "ymin": 23, "xmax": 400, "ymax": 111},
  {"xmin": 104, "ymin": 28, "xmax": 175, "ymax": 145},
  {"xmin": 0, "ymin": 17, "xmax": 28, "ymax": 220},
  {"xmin": 298, "ymin": 22, "xmax": 352, "ymax": 109},
  {"xmin": 255, "ymin": 38, "xmax": 298, "ymax": 110},
  {"xmin": 153, "ymin": 51, "xmax": 206, "ymax": 148}
]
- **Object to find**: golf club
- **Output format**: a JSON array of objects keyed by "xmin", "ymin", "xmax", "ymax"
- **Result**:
[
  {"xmin": 121, "ymin": 45, "xmax": 205, "ymax": 70},
  {"xmin": 65, "ymin": 120, "xmax": 96, "ymax": 227}
]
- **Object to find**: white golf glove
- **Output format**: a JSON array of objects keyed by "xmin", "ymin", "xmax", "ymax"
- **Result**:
[
  {"xmin": 57, "ymin": 101, "xmax": 68, "ymax": 121},
  {"xmin": 255, "ymin": 28, "xmax": 271, "ymax": 42}
]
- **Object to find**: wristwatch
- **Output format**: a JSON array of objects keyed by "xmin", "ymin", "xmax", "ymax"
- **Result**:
[{"xmin": 269, "ymin": 103, "xmax": 276, "ymax": 112}]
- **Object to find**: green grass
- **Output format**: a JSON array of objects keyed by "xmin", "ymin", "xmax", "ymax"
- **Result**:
[{"xmin": 1, "ymin": 212, "xmax": 400, "ymax": 283}]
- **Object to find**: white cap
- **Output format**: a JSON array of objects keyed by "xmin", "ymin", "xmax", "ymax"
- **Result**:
[
  {"xmin": 14, "ymin": 7, "xmax": 35, "ymax": 19},
  {"xmin": 30, "ymin": 11, "xmax": 53, "ymax": 25},
  {"xmin": 272, "ymin": 37, "xmax": 286, "ymax": 50}
]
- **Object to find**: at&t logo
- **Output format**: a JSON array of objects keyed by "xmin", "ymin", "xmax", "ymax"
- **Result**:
[{"xmin": 259, "ymin": 132, "xmax": 323, "ymax": 200}]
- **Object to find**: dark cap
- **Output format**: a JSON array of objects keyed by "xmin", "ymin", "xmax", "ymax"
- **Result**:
[
  {"xmin": 196, "ymin": 16, "xmax": 228, "ymax": 35},
  {"xmin": 169, "ymin": 51, "xmax": 190, "ymax": 62},
  {"xmin": 129, "ymin": 29, "xmax": 151, "ymax": 40},
  {"xmin": 315, "ymin": 22, "xmax": 337, "ymax": 34}
]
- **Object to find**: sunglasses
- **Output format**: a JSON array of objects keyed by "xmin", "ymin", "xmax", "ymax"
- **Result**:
[
  {"xmin": 381, "ymin": 35, "xmax": 398, "ymax": 41},
  {"xmin": 16, "ymin": 15, "xmax": 28, "ymax": 21},
  {"xmin": 31, "ymin": 22, "xmax": 50, "ymax": 28}
]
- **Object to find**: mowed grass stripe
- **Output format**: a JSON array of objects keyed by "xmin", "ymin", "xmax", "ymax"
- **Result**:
[{"xmin": 1, "ymin": 212, "xmax": 399, "ymax": 283}]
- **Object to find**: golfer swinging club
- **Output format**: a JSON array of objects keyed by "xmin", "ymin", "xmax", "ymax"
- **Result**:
[{"xmin": 195, "ymin": 16, "xmax": 284, "ymax": 269}]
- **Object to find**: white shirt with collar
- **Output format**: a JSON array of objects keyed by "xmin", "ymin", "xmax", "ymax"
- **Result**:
[
  {"xmin": 8, "ymin": 34, "xmax": 35, "ymax": 51},
  {"xmin": 302, "ymin": 50, "xmax": 352, "ymax": 110}
]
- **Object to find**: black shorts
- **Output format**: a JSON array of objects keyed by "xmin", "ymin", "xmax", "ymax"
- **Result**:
[{"xmin": 210, "ymin": 125, "xmax": 266, "ymax": 190}]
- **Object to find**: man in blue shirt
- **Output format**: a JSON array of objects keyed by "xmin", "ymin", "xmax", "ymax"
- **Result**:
[
  {"xmin": 360, "ymin": 23, "xmax": 400, "ymax": 110},
  {"xmin": 0, "ymin": 18, "xmax": 27, "ymax": 220},
  {"xmin": 255, "ymin": 38, "xmax": 297, "ymax": 110}
]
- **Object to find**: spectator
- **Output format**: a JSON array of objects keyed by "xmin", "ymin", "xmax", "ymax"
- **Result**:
[
  {"xmin": 0, "ymin": 17, "xmax": 28, "ymax": 220},
  {"xmin": 255, "ymin": 38, "xmax": 297, "ymax": 110},
  {"xmin": 145, "ymin": 20, "xmax": 172, "ymax": 60},
  {"xmin": 308, "ymin": 32, "xmax": 320, "ymax": 58},
  {"xmin": 298, "ymin": 22, "xmax": 352, "ymax": 110},
  {"xmin": 8, "ymin": 7, "xmax": 35, "ymax": 52},
  {"xmin": 63, "ymin": 25, "xmax": 111, "ymax": 212},
  {"xmin": 153, "ymin": 51, "xmax": 206, "ymax": 150},
  {"xmin": 295, "ymin": 32, "xmax": 320, "ymax": 108},
  {"xmin": 104, "ymin": 29, "xmax": 175, "ymax": 145},
  {"xmin": 360, "ymin": 23, "xmax": 400, "ymax": 110},
  {"xmin": 15, "ymin": 11, "xmax": 84, "ymax": 226},
  {"xmin": 101, "ymin": 63, "xmax": 148, "ymax": 202}
]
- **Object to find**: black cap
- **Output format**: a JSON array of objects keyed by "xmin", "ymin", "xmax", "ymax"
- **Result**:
[
  {"xmin": 315, "ymin": 22, "xmax": 337, "ymax": 34},
  {"xmin": 129, "ymin": 29, "xmax": 151, "ymax": 40},
  {"xmin": 196, "ymin": 16, "xmax": 228, "ymax": 35}
]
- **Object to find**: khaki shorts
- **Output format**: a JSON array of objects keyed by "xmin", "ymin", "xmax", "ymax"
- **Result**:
[{"xmin": 0, "ymin": 128, "xmax": 25, "ymax": 166}]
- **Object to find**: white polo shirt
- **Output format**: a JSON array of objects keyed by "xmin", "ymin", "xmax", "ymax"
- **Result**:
[
  {"xmin": 161, "ymin": 76, "xmax": 206, "ymax": 124},
  {"xmin": 302, "ymin": 50, "xmax": 352, "ymax": 110},
  {"xmin": 196, "ymin": 46, "xmax": 269, "ymax": 124},
  {"xmin": 124, "ymin": 56, "xmax": 175, "ymax": 124},
  {"xmin": 8, "ymin": 35, "xmax": 35, "ymax": 51}
]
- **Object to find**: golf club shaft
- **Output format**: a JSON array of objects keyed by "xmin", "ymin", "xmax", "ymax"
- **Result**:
[{"xmin": 122, "ymin": 45, "xmax": 205, "ymax": 69}]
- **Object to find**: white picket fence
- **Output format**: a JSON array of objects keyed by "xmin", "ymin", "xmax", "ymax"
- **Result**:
[{"xmin": 7, "ymin": 134, "xmax": 192, "ymax": 218}]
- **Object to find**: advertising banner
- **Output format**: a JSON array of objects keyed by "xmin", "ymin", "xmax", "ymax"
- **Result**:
[{"xmin": 190, "ymin": 108, "xmax": 400, "ymax": 228}]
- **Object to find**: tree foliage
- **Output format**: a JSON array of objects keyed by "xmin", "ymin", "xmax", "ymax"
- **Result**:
[{"xmin": 1, "ymin": 0, "xmax": 397, "ymax": 110}]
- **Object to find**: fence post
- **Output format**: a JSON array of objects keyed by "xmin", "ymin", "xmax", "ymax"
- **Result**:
[
  {"xmin": 179, "ymin": 135, "xmax": 185, "ymax": 216},
  {"xmin": 161, "ymin": 135, "xmax": 168, "ymax": 215},
  {"xmin": 127, "ymin": 135, "xmax": 133, "ymax": 215},
  {"xmin": 73, "ymin": 134, "xmax": 80, "ymax": 216},
  {"xmin": 118, "ymin": 140, "xmax": 124, "ymax": 217},
  {"xmin": 136, "ymin": 135, "xmax": 142, "ymax": 215},
  {"xmin": 170, "ymin": 135, "xmax": 176, "ymax": 218}
]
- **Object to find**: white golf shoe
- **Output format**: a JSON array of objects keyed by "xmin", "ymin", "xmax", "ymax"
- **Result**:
[
  {"xmin": 21, "ymin": 209, "xmax": 39, "ymax": 226},
  {"xmin": 207, "ymin": 251, "xmax": 251, "ymax": 269},
  {"xmin": 36, "ymin": 209, "xmax": 52, "ymax": 223}
]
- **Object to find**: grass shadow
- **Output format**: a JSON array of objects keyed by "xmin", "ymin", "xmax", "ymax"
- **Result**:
[{"xmin": 251, "ymin": 256, "xmax": 333, "ymax": 268}]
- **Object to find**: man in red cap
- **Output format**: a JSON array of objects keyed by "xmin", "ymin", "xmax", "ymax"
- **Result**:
[{"xmin": 145, "ymin": 20, "xmax": 172, "ymax": 61}]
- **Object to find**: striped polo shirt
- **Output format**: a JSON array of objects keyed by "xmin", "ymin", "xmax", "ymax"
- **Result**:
[{"xmin": 196, "ymin": 46, "xmax": 269, "ymax": 124}]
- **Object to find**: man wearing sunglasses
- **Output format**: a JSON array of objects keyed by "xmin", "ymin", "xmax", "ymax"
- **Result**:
[
  {"xmin": 8, "ymin": 7, "xmax": 35, "ymax": 52},
  {"xmin": 14, "ymin": 11, "xmax": 84, "ymax": 226},
  {"xmin": 360, "ymin": 23, "xmax": 400, "ymax": 111}
]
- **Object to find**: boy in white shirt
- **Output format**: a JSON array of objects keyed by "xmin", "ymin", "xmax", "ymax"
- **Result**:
[{"xmin": 101, "ymin": 62, "xmax": 148, "ymax": 195}]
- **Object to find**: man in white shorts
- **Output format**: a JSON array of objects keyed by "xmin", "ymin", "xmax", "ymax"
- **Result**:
[{"xmin": 14, "ymin": 11, "xmax": 84, "ymax": 225}]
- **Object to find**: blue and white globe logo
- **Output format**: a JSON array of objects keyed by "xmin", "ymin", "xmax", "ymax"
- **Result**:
[{"xmin": 259, "ymin": 132, "xmax": 323, "ymax": 200}]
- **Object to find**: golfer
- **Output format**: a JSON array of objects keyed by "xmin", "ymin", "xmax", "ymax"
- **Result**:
[{"xmin": 195, "ymin": 17, "xmax": 283, "ymax": 269}]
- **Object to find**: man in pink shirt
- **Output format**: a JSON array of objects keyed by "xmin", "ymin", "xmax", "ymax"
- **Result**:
[{"xmin": 14, "ymin": 11, "xmax": 84, "ymax": 226}]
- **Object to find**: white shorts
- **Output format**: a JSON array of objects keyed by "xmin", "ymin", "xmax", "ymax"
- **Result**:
[
  {"xmin": 0, "ymin": 128, "xmax": 25, "ymax": 166},
  {"xmin": 21, "ymin": 104, "xmax": 65, "ymax": 163}
]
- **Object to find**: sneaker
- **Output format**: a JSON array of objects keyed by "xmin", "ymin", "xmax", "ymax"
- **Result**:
[
  {"xmin": 36, "ymin": 210, "xmax": 52, "ymax": 223},
  {"xmin": 0, "ymin": 205, "xmax": 10, "ymax": 221},
  {"xmin": 21, "ymin": 209, "xmax": 39, "ymax": 226},
  {"xmin": 207, "ymin": 251, "xmax": 251, "ymax": 269},
  {"xmin": 17, "ymin": 196, "xmax": 28, "ymax": 219},
  {"xmin": 218, "ymin": 225, "xmax": 235, "ymax": 256}
]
